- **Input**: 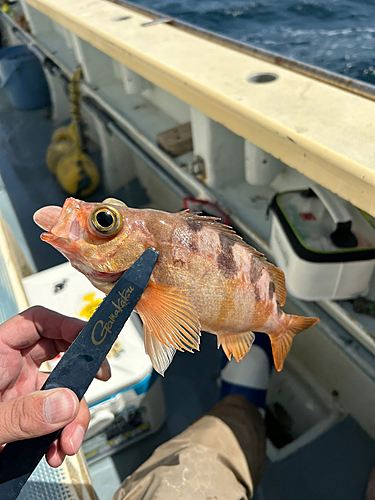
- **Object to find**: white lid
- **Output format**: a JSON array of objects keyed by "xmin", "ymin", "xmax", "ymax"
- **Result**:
[{"xmin": 277, "ymin": 191, "xmax": 375, "ymax": 252}]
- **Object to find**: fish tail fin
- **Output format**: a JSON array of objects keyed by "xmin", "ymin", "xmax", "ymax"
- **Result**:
[
  {"xmin": 218, "ymin": 331, "xmax": 255, "ymax": 362},
  {"xmin": 270, "ymin": 315, "xmax": 318, "ymax": 372}
]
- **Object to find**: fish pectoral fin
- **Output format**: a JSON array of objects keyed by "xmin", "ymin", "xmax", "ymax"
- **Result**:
[
  {"xmin": 144, "ymin": 323, "xmax": 176, "ymax": 376},
  {"xmin": 217, "ymin": 331, "xmax": 255, "ymax": 362},
  {"xmin": 136, "ymin": 282, "xmax": 201, "ymax": 373}
]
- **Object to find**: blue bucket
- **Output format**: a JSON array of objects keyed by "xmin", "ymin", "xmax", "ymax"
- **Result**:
[{"xmin": 0, "ymin": 45, "xmax": 50, "ymax": 110}]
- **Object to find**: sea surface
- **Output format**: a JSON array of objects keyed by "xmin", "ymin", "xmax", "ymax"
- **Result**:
[{"xmin": 132, "ymin": 0, "xmax": 375, "ymax": 85}]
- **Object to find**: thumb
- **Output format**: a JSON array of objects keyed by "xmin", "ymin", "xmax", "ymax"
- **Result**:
[{"xmin": 0, "ymin": 389, "xmax": 79, "ymax": 445}]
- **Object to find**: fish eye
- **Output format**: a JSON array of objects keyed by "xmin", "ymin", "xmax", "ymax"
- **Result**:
[{"xmin": 89, "ymin": 205, "xmax": 123, "ymax": 236}]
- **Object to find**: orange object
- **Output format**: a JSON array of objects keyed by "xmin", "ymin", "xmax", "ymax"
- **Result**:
[{"xmin": 34, "ymin": 197, "xmax": 318, "ymax": 375}]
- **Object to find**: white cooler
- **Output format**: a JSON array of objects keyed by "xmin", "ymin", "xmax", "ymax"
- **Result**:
[
  {"xmin": 269, "ymin": 185, "xmax": 375, "ymax": 301},
  {"xmin": 22, "ymin": 263, "xmax": 165, "ymax": 464}
]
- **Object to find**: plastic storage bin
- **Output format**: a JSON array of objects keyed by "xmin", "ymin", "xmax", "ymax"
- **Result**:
[
  {"xmin": 0, "ymin": 45, "xmax": 50, "ymax": 110},
  {"xmin": 269, "ymin": 185, "xmax": 375, "ymax": 301}
]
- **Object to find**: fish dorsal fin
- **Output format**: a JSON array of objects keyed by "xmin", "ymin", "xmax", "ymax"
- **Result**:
[
  {"xmin": 136, "ymin": 282, "xmax": 201, "ymax": 375},
  {"xmin": 265, "ymin": 262, "xmax": 287, "ymax": 306},
  {"xmin": 217, "ymin": 331, "xmax": 255, "ymax": 362},
  {"xmin": 143, "ymin": 323, "xmax": 176, "ymax": 375},
  {"xmin": 180, "ymin": 211, "xmax": 264, "ymax": 256}
]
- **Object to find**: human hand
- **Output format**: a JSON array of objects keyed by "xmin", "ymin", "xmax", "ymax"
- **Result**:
[{"xmin": 0, "ymin": 306, "xmax": 111, "ymax": 467}]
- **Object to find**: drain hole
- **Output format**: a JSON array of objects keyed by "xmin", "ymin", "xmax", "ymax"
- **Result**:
[
  {"xmin": 112, "ymin": 16, "xmax": 132, "ymax": 21},
  {"xmin": 246, "ymin": 73, "xmax": 279, "ymax": 84}
]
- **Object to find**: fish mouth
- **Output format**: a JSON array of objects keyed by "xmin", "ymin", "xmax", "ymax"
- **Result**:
[
  {"xmin": 34, "ymin": 201, "xmax": 84, "ymax": 254},
  {"xmin": 34, "ymin": 199, "xmax": 126, "ymax": 286},
  {"xmin": 34, "ymin": 198, "xmax": 84, "ymax": 242},
  {"xmin": 34, "ymin": 205, "xmax": 63, "ymax": 231}
]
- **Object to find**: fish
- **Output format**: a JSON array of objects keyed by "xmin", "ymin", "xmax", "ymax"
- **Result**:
[{"xmin": 34, "ymin": 197, "xmax": 319, "ymax": 375}]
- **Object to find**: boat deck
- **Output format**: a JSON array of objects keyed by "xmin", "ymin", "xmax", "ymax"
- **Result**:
[{"xmin": 0, "ymin": 87, "xmax": 374, "ymax": 499}]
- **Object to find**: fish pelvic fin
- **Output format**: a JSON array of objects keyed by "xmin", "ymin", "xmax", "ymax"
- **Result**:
[
  {"xmin": 217, "ymin": 331, "xmax": 255, "ymax": 362},
  {"xmin": 136, "ymin": 282, "xmax": 201, "ymax": 375},
  {"xmin": 271, "ymin": 315, "xmax": 319, "ymax": 372}
]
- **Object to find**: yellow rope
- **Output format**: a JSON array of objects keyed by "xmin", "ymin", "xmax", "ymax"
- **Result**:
[{"xmin": 45, "ymin": 65, "xmax": 100, "ymax": 196}]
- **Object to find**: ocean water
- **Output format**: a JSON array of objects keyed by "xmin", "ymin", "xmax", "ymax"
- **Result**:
[{"xmin": 132, "ymin": 0, "xmax": 375, "ymax": 85}]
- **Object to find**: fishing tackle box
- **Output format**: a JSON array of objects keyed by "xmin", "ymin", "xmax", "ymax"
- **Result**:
[
  {"xmin": 22, "ymin": 262, "xmax": 165, "ymax": 464},
  {"xmin": 268, "ymin": 185, "xmax": 375, "ymax": 301}
]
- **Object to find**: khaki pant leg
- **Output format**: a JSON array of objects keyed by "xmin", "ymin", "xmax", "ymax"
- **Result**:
[{"xmin": 113, "ymin": 395, "xmax": 266, "ymax": 500}]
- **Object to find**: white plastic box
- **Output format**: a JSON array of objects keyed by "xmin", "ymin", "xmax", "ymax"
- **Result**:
[
  {"xmin": 269, "ymin": 186, "xmax": 375, "ymax": 301},
  {"xmin": 22, "ymin": 262, "xmax": 165, "ymax": 464}
]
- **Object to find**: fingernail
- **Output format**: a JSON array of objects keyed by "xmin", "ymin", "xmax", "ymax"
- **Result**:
[
  {"xmin": 70, "ymin": 426, "xmax": 85, "ymax": 454},
  {"xmin": 44, "ymin": 390, "xmax": 77, "ymax": 425}
]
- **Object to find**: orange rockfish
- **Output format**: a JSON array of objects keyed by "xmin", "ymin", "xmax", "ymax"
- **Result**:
[{"xmin": 34, "ymin": 197, "xmax": 318, "ymax": 375}]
